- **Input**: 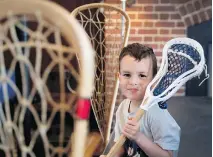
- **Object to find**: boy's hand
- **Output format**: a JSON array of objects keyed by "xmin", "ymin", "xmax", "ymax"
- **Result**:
[{"xmin": 122, "ymin": 118, "xmax": 140, "ymax": 141}]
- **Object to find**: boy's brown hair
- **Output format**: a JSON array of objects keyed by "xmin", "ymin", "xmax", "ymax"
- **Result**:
[{"xmin": 119, "ymin": 43, "xmax": 157, "ymax": 77}]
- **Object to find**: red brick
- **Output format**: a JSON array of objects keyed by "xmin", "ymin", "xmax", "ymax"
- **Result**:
[
  {"xmin": 199, "ymin": 11, "xmax": 207, "ymax": 22},
  {"xmin": 202, "ymin": 0, "xmax": 212, "ymax": 8},
  {"xmin": 129, "ymin": 36, "xmax": 142, "ymax": 41},
  {"xmin": 144, "ymin": 37, "xmax": 153, "ymax": 42},
  {"xmin": 144, "ymin": 22, "xmax": 154, "ymax": 27},
  {"xmin": 179, "ymin": 6, "xmax": 187, "ymax": 16},
  {"xmin": 111, "ymin": 14, "xmax": 122, "ymax": 19},
  {"xmin": 170, "ymin": 13, "xmax": 181, "ymax": 20},
  {"xmin": 105, "ymin": 37, "xmax": 123, "ymax": 42},
  {"xmin": 144, "ymin": 6, "xmax": 154, "ymax": 12},
  {"xmin": 155, "ymin": 6, "xmax": 175, "ymax": 12},
  {"xmin": 170, "ymin": 0, "xmax": 185, "ymax": 4},
  {"xmin": 176, "ymin": 22, "xmax": 185, "ymax": 27},
  {"xmin": 175, "ymin": 0, "xmax": 192, "ymax": 3},
  {"xmin": 138, "ymin": 13, "xmax": 158, "ymax": 20},
  {"xmin": 130, "ymin": 29, "xmax": 136, "ymax": 34},
  {"xmin": 192, "ymin": 14, "xmax": 200, "ymax": 24},
  {"xmin": 154, "ymin": 36, "xmax": 172, "ymax": 42},
  {"xmin": 126, "ymin": 6, "xmax": 143, "ymax": 11},
  {"xmin": 145, "ymin": 44, "xmax": 158, "ymax": 49},
  {"xmin": 138, "ymin": 29, "xmax": 158, "ymax": 34},
  {"xmin": 105, "ymin": 23, "xmax": 122, "ymax": 27},
  {"xmin": 160, "ymin": 14, "xmax": 169, "ymax": 20},
  {"xmin": 186, "ymin": 3, "xmax": 195, "ymax": 13},
  {"xmin": 131, "ymin": 22, "xmax": 142, "ymax": 27},
  {"xmin": 160, "ymin": 0, "xmax": 170, "ymax": 3},
  {"xmin": 155, "ymin": 21, "xmax": 175, "ymax": 27},
  {"xmin": 194, "ymin": 0, "xmax": 201, "ymax": 10},
  {"xmin": 185, "ymin": 17, "xmax": 193, "ymax": 26},
  {"xmin": 138, "ymin": 0, "xmax": 159, "ymax": 4},
  {"xmin": 105, "ymin": 29, "xmax": 121, "ymax": 34},
  {"xmin": 171, "ymin": 29, "xmax": 185, "ymax": 34},
  {"xmin": 160, "ymin": 29, "xmax": 169, "ymax": 34}
]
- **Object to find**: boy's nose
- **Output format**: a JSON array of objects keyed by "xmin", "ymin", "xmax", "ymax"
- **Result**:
[{"xmin": 129, "ymin": 77, "xmax": 139, "ymax": 85}]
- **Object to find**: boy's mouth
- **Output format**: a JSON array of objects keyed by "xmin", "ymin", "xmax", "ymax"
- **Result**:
[{"xmin": 128, "ymin": 88, "xmax": 138, "ymax": 93}]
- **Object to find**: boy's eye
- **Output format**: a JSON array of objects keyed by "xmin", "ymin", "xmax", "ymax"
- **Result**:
[
  {"xmin": 123, "ymin": 73, "xmax": 131, "ymax": 77},
  {"xmin": 139, "ymin": 74, "xmax": 146, "ymax": 78}
]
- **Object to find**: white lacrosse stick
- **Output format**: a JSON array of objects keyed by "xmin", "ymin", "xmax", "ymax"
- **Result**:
[{"xmin": 106, "ymin": 37, "xmax": 209, "ymax": 157}]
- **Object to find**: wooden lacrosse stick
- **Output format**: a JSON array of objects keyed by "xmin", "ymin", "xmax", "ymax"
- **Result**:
[
  {"xmin": 0, "ymin": 1, "xmax": 95, "ymax": 157},
  {"xmin": 71, "ymin": 3, "xmax": 130, "ymax": 143}
]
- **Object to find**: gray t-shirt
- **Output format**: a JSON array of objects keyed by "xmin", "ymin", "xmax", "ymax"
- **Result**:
[{"xmin": 114, "ymin": 99, "xmax": 181, "ymax": 157}]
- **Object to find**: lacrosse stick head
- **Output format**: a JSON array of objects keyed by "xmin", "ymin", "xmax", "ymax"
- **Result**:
[
  {"xmin": 0, "ymin": 0, "xmax": 95, "ymax": 157},
  {"xmin": 71, "ymin": 3, "xmax": 130, "ymax": 142},
  {"xmin": 141, "ymin": 37, "xmax": 207, "ymax": 110}
]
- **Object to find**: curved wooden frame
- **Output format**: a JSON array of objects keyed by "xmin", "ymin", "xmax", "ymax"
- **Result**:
[
  {"xmin": 0, "ymin": 0, "xmax": 95, "ymax": 157},
  {"xmin": 71, "ymin": 3, "xmax": 130, "ymax": 146}
]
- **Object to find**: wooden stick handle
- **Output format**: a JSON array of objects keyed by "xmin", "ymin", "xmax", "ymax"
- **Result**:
[
  {"xmin": 84, "ymin": 132, "xmax": 102, "ymax": 157},
  {"xmin": 106, "ymin": 109, "xmax": 145, "ymax": 157},
  {"xmin": 71, "ymin": 120, "xmax": 88, "ymax": 157},
  {"xmin": 106, "ymin": 134, "xmax": 126, "ymax": 157},
  {"xmin": 134, "ymin": 108, "xmax": 145, "ymax": 121}
]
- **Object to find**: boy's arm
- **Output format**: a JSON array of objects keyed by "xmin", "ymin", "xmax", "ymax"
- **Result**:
[
  {"xmin": 135, "ymin": 132, "xmax": 173, "ymax": 157},
  {"xmin": 122, "ymin": 119, "xmax": 176, "ymax": 157}
]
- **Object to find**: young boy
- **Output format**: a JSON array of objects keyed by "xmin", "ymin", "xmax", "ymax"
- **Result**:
[{"xmin": 102, "ymin": 43, "xmax": 181, "ymax": 157}]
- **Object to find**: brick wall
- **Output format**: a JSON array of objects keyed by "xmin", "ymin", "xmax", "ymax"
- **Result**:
[
  {"xmin": 103, "ymin": 0, "xmax": 212, "ymax": 138},
  {"xmin": 105, "ymin": 0, "xmax": 211, "ymax": 100},
  {"xmin": 177, "ymin": 0, "xmax": 212, "ymax": 26}
]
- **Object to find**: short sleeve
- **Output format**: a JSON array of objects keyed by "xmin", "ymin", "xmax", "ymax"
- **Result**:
[{"xmin": 148, "ymin": 106, "xmax": 181, "ymax": 152}]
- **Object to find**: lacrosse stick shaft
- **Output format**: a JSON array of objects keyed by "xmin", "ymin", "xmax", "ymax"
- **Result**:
[
  {"xmin": 72, "ymin": 120, "xmax": 88, "ymax": 157},
  {"xmin": 72, "ymin": 99, "xmax": 91, "ymax": 157},
  {"xmin": 106, "ymin": 109, "xmax": 145, "ymax": 157},
  {"xmin": 84, "ymin": 132, "xmax": 102, "ymax": 157}
]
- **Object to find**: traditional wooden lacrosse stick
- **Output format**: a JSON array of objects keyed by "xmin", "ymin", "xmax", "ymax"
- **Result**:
[
  {"xmin": 0, "ymin": 0, "xmax": 95, "ymax": 157},
  {"xmin": 106, "ymin": 37, "xmax": 209, "ymax": 157},
  {"xmin": 71, "ymin": 3, "xmax": 130, "ymax": 145}
]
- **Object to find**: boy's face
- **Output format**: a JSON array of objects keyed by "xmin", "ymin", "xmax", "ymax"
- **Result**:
[{"xmin": 119, "ymin": 55, "xmax": 153, "ymax": 102}]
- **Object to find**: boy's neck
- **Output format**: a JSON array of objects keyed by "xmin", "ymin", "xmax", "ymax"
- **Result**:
[{"xmin": 129, "ymin": 100, "xmax": 142, "ymax": 113}]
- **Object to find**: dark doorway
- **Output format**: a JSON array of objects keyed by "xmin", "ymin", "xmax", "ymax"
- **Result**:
[{"xmin": 186, "ymin": 19, "xmax": 212, "ymax": 96}]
